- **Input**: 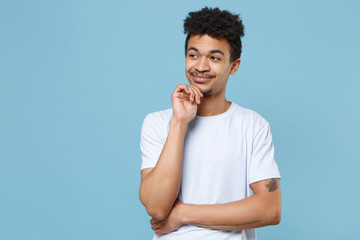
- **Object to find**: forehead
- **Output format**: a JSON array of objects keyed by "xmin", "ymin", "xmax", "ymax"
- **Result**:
[{"xmin": 187, "ymin": 34, "xmax": 231, "ymax": 56}]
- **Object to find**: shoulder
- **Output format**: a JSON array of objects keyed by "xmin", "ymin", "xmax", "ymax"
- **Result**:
[
  {"xmin": 143, "ymin": 108, "xmax": 173, "ymax": 125},
  {"xmin": 231, "ymin": 103, "xmax": 269, "ymax": 126},
  {"xmin": 141, "ymin": 108, "xmax": 173, "ymax": 136},
  {"xmin": 230, "ymin": 103, "xmax": 271, "ymax": 136}
]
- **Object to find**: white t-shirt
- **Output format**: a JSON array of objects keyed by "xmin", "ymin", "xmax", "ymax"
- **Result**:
[{"xmin": 140, "ymin": 102, "xmax": 281, "ymax": 240}]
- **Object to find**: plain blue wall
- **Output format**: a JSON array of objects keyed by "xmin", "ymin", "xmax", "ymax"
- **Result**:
[{"xmin": 1, "ymin": 0, "xmax": 359, "ymax": 239}]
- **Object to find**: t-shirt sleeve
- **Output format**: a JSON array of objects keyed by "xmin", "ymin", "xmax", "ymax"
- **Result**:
[
  {"xmin": 140, "ymin": 113, "xmax": 166, "ymax": 171},
  {"xmin": 248, "ymin": 120, "xmax": 281, "ymax": 185}
]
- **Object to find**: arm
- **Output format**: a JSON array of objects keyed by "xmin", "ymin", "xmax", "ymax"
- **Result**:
[
  {"xmin": 139, "ymin": 119, "xmax": 187, "ymax": 220},
  {"xmin": 139, "ymin": 84, "xmax": 202, "ymax": 220},
  {"xmin": 185, "ymin": 178, "xmax": 281, "ymax": 230},
  {"xmin": 151, "ymin": 178, "xmax": 281, "ymax": 234}
]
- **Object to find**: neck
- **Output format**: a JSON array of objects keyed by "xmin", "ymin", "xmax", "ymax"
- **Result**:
[{"xmin": 196, "ymin": 94, "xmax": 231, "ymax": 117}]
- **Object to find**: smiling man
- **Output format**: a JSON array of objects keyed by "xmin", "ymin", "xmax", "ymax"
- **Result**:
[{"xmin": 139, "ymin": 7, "xmax": 281, "ymax": 240}]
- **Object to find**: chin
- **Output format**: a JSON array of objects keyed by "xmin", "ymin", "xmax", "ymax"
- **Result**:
[
  {"xmin": 202, "ymin": 89, "xmax": 213, "ymax": 96},
  {"xmin": 188, "ymin": 80, "xmax": 212, "ymax": 96}
]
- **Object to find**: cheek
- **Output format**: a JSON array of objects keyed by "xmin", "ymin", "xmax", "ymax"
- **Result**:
[
  {"xmin": 185, "ymin": 62, "xmax": 194, "ymax": 71},
  {"xmin": 185, "ymin": 64, "xmax": 192, "ymax": 80},
  {"xmin": 185, "ymin": 65, "xmax": 195, "ymax": 77},
  {"xmin": 212, "ymin": 66, "xmax": 224, "ymax": 76},
  {"xmin": 215, "ymin": 65, "xmax": 231, "ymax": 77}
]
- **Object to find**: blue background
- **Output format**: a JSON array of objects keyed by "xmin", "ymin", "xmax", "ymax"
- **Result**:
[{"xmin": 1, "ymin": 0, "xmax": 359, "ymax": 239}]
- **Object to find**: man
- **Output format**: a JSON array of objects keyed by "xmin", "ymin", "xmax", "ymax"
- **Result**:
[{"xmin": 139, "ymin": 7, "xmax": 281, "ymax": 240}]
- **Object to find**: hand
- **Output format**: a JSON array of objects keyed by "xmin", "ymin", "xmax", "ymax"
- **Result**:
[
  {"xmin": 171, "ymin": 84, "xmax": 203, "ymax": 125},
  {"xmin": 150, "ymin": 199, "xmax": 185, "ymax": 235}
]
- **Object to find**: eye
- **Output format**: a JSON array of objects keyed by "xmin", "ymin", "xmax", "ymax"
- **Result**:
[
  {"xmin": 189, "ymin": 53, "xmax": 198, "ymax": 58},
  {"xmin": 211, "ymin": 56, "xmax": 220, "ymax": 61}
]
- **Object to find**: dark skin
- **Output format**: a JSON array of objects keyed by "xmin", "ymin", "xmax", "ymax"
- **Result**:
[
  {"xmin": 150, "ymin": 178, "xmax": 281, "ymax": 234},
  {"xmin": 140, "ymin": 34, "xmax": 282, "ymax": 235}
]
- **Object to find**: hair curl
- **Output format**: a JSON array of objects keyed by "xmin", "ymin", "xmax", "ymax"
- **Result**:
[{"xmin": 183, "ymin": 7, "xmax": 245, "ymax": 62}]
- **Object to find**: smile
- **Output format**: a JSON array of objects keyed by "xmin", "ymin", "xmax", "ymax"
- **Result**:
[
  {"xmin": 190, "ymin": 72, "xmax": 215, "ymax": 83},
  {"xmin": 192, "ymin": 75, "xmax": 212, "ymax": 83}
]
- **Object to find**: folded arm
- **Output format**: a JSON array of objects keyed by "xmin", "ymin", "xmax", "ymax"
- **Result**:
[
  {"xmin": 139, "ymin": 119, "xmax": 187, "ymax": 220},
  {"xmin": 151, "ymin": 178, "xmax": 281, "ymax": 234},
  {"xmin": 139, "ymin": 84, "xmax": 202, "ymax": 220}
]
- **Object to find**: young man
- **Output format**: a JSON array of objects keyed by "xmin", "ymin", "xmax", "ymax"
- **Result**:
[{"xmin": 139, "ymin": 7, "xmax": 281, "ymax": 240}]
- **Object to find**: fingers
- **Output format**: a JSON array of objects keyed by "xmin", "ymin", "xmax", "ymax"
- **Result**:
[
  {"xmin": 190, "ymin": 85, "xmax": 203, "ymax": 98},
  {"xmin": 188, "ymin": 85, "xmax": 203, "ymax": 104},
  {"xmin": 179, "ymin": 92, "xmax": 190, "ymax": 100},
  {"xmin": 150, "ymin": 218, "xmax": 161, "ymax": 231},
  {"xmin": 174, "ymin": 84, "xmax": 191, "ymax": 95},
  {"xmin": 173, "ymin": 84, "xmax": 202, "ymax": 104},
  {"xmin": 182, "ymin": 85, "xmax": 197, "ymax": 103},
  {"xmin": 173, "ymin": 84, "xmax": 192, "ymax": 101},
  {"xmin": 189, "ymin": 85, "xmax": 203, "ymax": 104},
  {"xmin": 187, "ymin": 86, "xmax": 196, "ymax": 103},
  {"xmin": 151, "ymin": 222, "xmax": 160, "ymax": 231}
]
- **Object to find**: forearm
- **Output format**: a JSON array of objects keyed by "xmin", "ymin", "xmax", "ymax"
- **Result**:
[
  {"xmin": 139, "ymin": 119, "xmax": 187, "ymax": 219},
  {"xmin": 182, "ymin": 193, "xmax": 281, "ymax": 230}
]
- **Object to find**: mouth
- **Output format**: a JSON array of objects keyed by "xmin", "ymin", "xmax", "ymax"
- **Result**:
[
  {"xmin": 190, "ymin": 72, "xmax": 215, "ymax": 83},
  {"xmin": 193, "ymin": 76, "xmax": 211, "ymax": 83}
]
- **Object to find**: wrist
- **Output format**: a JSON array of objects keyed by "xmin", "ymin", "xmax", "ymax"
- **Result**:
[
  {"xmin": 170, "ymin": 117, "xmax": 189, "ymax": 129},
  {"xmin": 178, "ymin": 202, "xmax": 191, "ymax": 225}
]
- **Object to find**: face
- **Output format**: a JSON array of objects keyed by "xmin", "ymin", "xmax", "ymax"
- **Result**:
[{"xmin": 185, "ymin": 34, "xmax": 240, "ymax": 97}]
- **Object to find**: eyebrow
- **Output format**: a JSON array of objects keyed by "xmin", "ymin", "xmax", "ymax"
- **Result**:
[
  {"xmin": 188, "ymin": 47, "xmax": 225, "ymax": 56},
  {"xmin": 209, "ymin": 49, "xmax": 225, "ymax": 56}
]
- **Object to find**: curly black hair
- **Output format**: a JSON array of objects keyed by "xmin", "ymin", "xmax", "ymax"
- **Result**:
[{"xmin": 183, "ymin": 7, "xmax": 245, "ymax": 62}]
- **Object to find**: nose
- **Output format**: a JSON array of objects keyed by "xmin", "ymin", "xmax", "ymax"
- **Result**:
[{"xmin": 195, "ymin": 57, "xmax": 210, "ymax": 72}]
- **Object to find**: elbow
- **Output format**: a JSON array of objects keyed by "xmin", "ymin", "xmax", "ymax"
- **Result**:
[
  {"xmin": 269, "ymin": 208, "xmax": 281, "ymax": 225},
  {"xmin": 146, "ymin": 207, "xmax": 168, "ymax": 221},
  {"xmin": 271, "ymin": 213, "xmax": 281, "ymax": 225},
  {"xmin": 139, "ymin": 189, "xmax": 170, "ymax": 220},
  {"xmin": 139, "ymin": 195, "xmax": 169, "ymax": 220}
]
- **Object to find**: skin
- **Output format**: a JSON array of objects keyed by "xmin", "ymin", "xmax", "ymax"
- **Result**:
[
  {"xmin": 139, "ymin": 34, "xmax": 239, "ymax": 219},
  {"xmin": 139, "ymin": 34, "xmax": 282, "ymax": 235},
  {"xmin": 185, "ymin": 34, "xmax": 241, "ymax": 116},
  {"xmin": 150, "ymin": 178, "xmax": 281, "ymax": 234}
]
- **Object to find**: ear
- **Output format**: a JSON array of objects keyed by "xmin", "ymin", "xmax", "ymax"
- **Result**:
[{"xmin": 230, "ymin": 58, "xmax": 241, "ymax": 74}]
